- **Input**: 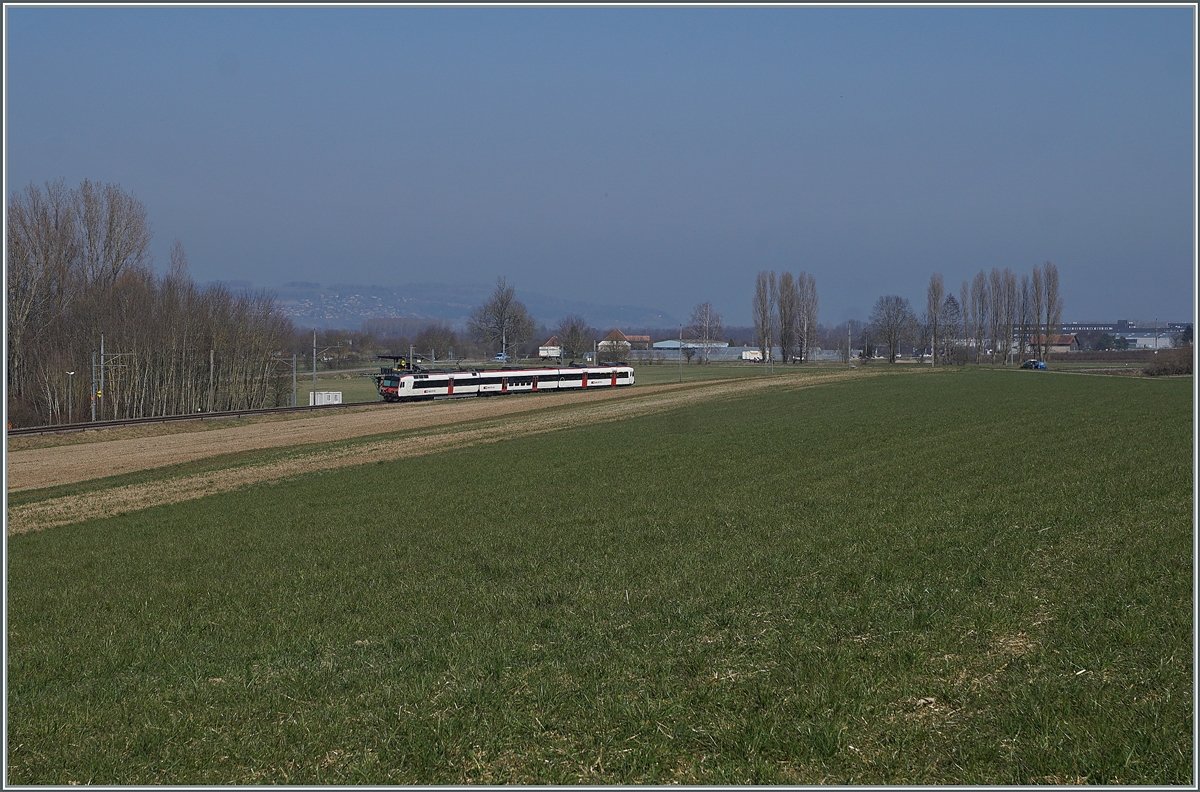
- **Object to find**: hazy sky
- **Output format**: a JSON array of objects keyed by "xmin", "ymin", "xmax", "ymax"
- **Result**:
[{"xmin": 5, "ymin": 6, "xmax": 1195, "ymax": 325}]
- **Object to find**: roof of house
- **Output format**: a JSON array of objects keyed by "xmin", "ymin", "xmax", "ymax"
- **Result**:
[
  {"xmin": 540, "ymin": 336, "xmax": 560, "ymax": 347},
  {"xmin": 601, "ymin": 329, "xmax": 630, "ymax": 343},
  {"xmin": 625, "ymin": 334, "xmax": 651, "ymax": 343},
  {"xmin": 1030, "ymin": 333, "xmax": 1079, "ymax": 345}
]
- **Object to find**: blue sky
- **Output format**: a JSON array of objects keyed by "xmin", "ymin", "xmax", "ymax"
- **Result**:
[{"xmin": 5, "ymin": 6, "xmax": 1195, "ymax": 325}]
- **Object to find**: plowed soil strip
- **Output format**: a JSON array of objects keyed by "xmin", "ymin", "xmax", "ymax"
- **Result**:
[{"xmin": 7, "ymin": 371, "xmax": 869, "ymax": 534}]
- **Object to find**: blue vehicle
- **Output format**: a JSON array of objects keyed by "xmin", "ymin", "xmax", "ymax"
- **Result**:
[{"xmin": 1020, "ymin": 359, "xmax": 1046, "ymax": 370}]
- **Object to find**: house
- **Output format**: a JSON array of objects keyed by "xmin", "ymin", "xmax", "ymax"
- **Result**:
[
  {"xmin": 1029, "ymin": 333, "xmax": 1081, "ymax": 354},
  {"xmin": 598, "ymin": 329, "xmax": 632, "ymax": 355},
  {"xmin": 538, "ymin": 335, "xmax": 562, "ymax": 359}
]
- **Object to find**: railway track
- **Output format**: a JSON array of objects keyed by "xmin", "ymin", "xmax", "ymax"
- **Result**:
[{"xmin": 5, "ymin": 400, "xmax": 384, "ymax": 438}]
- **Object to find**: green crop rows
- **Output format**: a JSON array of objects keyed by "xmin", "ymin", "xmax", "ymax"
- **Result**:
[{"xmin": 6, "ymin": 370, "xmax": 1192, "ymax": 784}]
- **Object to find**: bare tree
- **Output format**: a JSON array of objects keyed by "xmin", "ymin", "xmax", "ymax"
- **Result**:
[
  {"xmin": 555, "ymin": 315, "xmax": 593, "ymax": 362},
  {"xmin": 940, "ymin": 294, "xmax": 963, "ymax": 364},
  {"xmin": 1030, "ymin": 266, "xmax": 1045, "ymax": 361},
  {"xmin": 752, "ymin": 271, "xmax": 776, "ymax": 363},
  {"xmin": 467, "ymin": 277, "xmax": 536, "ymax": 359},
  {"xmin": 1018, "ymin": 272, "xmax": 1033, "ymax": 359},
  {"xmin": 869, "ymin": 295, "xmax": 914, "ymax": 363},
  {"xmin": 959, "ymin": 280, "xmax": 970, "ymax": 363},
  {"xmin": 1001, "ymin": 268, "xmax": 1017, "ymax": 364},
  {"xmin": 775, "ymin": 273, "xmax": 798, "ymax": 363},
  {"xmin": 988, "ymin": 268, "xmax": 1004, "ymax": 363},
  {"xmin": 414, "ymin": 322, "xmax": 461, "ymax": 361},
  {"xmin": 926, "ymin": 273, "xmax": 944, "ymax": 366},
  {"xmin": 687, "ymin": 302, "xmax": 724, "ymax": 364},
  {"xmin": 75, "ymin": 179, "xmax": 152, "ymax": 291},
  {"xmin": 797, "ymin": 271, "xmax": 818, "ymax": 362},
  {"xmin": 7, "ymin": 180, "xmax": 80, "ymax": 412},
  {"xmin": 915, "ymin": 310, "xmax": 932, "ymax": 363},
  {"xmin": 1042, "ymin": 261, "xmax": 1063, "ymax": 362},
  {"xmin": 970, "ymin": 271, "xmax": 989, "ymax": 363}
]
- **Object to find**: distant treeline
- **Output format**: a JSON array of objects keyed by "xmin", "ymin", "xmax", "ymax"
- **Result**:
[{"xmin": 7, "ymin": 179, "xmax": 295, "ymax": 428}]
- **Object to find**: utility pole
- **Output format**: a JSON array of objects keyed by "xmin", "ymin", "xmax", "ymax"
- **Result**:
[
  {"xmin": 208, "ymin": 348, "xmax": 215, "ymax": 412},
  {"xmin": 292, "ymin": 353, "xmax": 298, "ymax": 407},
  {"xmin": 678, "ymin": 324, "xmax": 682, "ymax": 383}
]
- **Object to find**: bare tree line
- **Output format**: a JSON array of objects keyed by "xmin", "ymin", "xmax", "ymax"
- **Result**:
[
  {"xmin": 7, "ymin": 179, "xmax": 295, "ymax": 427},
  {"xmin": 865, "ymin": 262, "xmax": 1063, "ymax": 364}
]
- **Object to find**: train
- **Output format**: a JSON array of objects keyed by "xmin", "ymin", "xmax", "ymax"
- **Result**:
[{"xmin": 375, "ymin": 363, "xmax": 635, "ymax": 403}]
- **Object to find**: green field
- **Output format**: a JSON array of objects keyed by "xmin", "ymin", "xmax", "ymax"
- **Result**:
[{"xmin": 6, "ymin": 370, "xmax": 1192, "ymax": 784}]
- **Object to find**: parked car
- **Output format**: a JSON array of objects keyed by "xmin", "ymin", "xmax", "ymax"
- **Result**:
[
  {"xmin": 1020, "ymin": 359, "xmax": 1046, "ymax": 370},
  {"xmin": 493, "ymin": 353, "xmax": 510, "ymax": 362}
]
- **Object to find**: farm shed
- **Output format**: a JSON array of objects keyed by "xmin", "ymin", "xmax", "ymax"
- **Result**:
[{"xmin": 1029, "ymin": 334, "xmax": 1081, "ymax": 354}]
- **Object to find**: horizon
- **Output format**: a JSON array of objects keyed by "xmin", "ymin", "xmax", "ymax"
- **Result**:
[{"xmin": 203, "ymin": 278, "xmax": 1194, "ymax": 333}]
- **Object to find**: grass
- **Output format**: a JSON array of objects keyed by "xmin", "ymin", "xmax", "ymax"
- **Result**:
[
  {"xmin": 297, "ymin": 370, "xmax": 382, "ymax": 404},
  {"xmin": 630, "ymin": 360, "xmax": 829, "ymax": 386},
  {"xmin": 6, "ymin": 370, "xmax": 1192, "ymax": 784}
]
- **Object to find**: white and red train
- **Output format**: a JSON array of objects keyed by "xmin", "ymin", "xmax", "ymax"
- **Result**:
[{"xmin": 376, "ymin": 364, "xmax": 635, "ymax": 403}]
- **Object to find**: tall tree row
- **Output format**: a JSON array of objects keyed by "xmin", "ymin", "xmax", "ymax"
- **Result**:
[
  {"xmin": 916, "ymin": 262, "xmax": 1060, "ymax": 364},
  {"xmin": 7, "ymin": 179, "xmax": 296, "ymax": 427},
  {"xmin": 752, "ymin": 269, "xmax": 818, "ymax": 363}
]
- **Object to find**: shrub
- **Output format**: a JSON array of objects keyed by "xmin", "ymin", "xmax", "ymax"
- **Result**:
[{"xmin": 1143, "ymin": 345, "xmax": 1193, "ymax": 376}]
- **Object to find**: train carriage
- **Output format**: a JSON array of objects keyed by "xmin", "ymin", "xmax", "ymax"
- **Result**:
[{"xmin": 377, "ymin": 365, "xmax": 634, "ymax": 402}]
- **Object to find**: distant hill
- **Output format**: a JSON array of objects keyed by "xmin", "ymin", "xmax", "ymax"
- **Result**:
[{"xmin": 271, "ymin": 281, "xmax": 679, "ymax": 331}]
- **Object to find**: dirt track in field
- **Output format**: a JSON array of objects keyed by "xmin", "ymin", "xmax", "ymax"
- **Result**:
[{"xmin": 6, "ymin": 370, "xmax": 875, "ymax": 534}]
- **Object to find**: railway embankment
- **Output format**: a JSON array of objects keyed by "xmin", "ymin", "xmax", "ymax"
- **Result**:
[{"xmin": 6, "ymin": 370, "xmax": 873, "ymax": 534}]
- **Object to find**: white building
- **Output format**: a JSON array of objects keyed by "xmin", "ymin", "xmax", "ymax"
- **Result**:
[{"xmin": 538, "ymin": 335, "xmax": 563, "ymax": 359}]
